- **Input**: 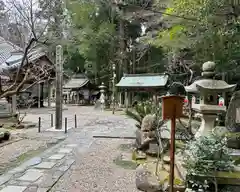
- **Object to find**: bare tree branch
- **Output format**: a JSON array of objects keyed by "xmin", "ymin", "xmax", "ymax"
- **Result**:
[{"xmin": 0, "ymin": 0, "xmax": 56, "ymax": 98}]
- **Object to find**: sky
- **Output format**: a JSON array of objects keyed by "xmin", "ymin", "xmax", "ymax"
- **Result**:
[{"xmin": 3, "ymin": 0, "xmax": 39, "ymax": 11}]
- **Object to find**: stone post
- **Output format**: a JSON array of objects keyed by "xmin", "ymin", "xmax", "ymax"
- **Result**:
[
  {"xmin": 55, "ymin": 45, "xmax": 63, "ymax": 129},
  {"xmin": 11, "ymin": 95, "xmax": 17, "ymax": 114}
]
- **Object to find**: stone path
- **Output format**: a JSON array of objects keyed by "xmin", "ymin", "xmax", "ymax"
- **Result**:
[
  {"xmin": 0, "ymin": 106, "xmax": 138, "ymax": 192},
  {"xmin": 0, "ymin": 140, "xmax": 77, "ymax": 192}
]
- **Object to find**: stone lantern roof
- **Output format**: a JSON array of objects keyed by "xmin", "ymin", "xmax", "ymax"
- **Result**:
[{"xmin": 185, "ymin": 61, "xmax": 236, "ymax": 93}]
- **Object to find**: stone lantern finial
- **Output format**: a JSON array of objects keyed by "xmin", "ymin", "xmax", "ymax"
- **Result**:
[{"xmin": 201, "ymin": 61, "xmax": 216, "ymax": 78}]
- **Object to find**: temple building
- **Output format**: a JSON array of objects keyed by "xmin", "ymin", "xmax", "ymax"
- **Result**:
[
  {"xmin": 0, "ymin": 36, "xmax": 55, "ymax": 114},
  {"xmin": 63, "ymin": 74, "xmax": 99, "ymax": 105}
]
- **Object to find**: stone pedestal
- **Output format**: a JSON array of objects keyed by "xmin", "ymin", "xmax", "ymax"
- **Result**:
[{"xmin": 195, "ymin": 114, "xmax": 217, "ymax": 138}]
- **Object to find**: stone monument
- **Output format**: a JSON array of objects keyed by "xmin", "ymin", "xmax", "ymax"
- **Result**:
[
  {"xmin": 185, "ymin": 61, "xmax": 236, "ymax": 138},
  {"xmin": 226, "ymin": 91, "xmax": 240, "ymax": 132},
  {"xmin": 225, "ymin": 91, "xmax": 240, "ymax": 148},
  {"xmin": 0, "ymin": 98, "xmax": 11, "ymax": 117},
  {"xmin": 0, "ymin": 97, "xmax": 17, "ymax": 124}
]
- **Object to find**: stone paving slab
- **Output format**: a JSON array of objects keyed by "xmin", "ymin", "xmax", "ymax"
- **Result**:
[
  {"xmin": 37, "ymin": 188, "xmax": 48, "ymax": 192},
  {"xmin": 0, "ymin": 144, "xmax": 76, "ymax": 191},
  {"xmin": 8, "ymin": 167, "xmax": 26, "ymax": 174},
  {"xmin": 34, "ymin": 170, "xmax": 64, "ymax": 188},
  {"xmin": 0, "ymin": 185, "xmax": 27, "ymax": 192},
  {"xmin": 0, "ymin": 175, "xmax": 12, "ymax": 186},
  {"xmin": 35, "ymin": 162, "xmax": 56, "ymax": 169},
  {"xmin": 24, "ymin": 186, "xmax": 49, "ymax": 192},
  {"xmin": 58, "ymin": 148, "xmax": 72, "ymax": 154},
  {"xmin": 8, "ymin": 180, "xmax": 31, "ymax": 186},
  {"xmin": 61, "ymin": 159, "xmax": 75, "ymax": 168},
  {"xmin": 57, "ymin": 165, "xmax": 69, "ymax": 172},
  {"xmin": 22, "ymin": 157, "xmax": 42, "ymax": 167},
  {"xmin": 8, "ymin": 157, "xmax": 43, "ymax": 175},
  {"xmin": 18, "ymin": 169, "xmax": 43, "ymax": 182},
  {"xmin": 66, "ymin": 144, "xmax": 78, "ymax": 148},
  {"xmin": 48, "ymin": 154, "xmax": 65, "ymax": 160}
]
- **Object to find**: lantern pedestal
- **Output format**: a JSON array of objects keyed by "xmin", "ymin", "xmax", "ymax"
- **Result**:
[{"xmin": 195, "ymin": 114, "xmax": 218, "ymax": 138}]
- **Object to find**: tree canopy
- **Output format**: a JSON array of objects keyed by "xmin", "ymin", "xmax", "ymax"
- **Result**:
[
  {"xmin": 151, "ymin": 0, "xmax": 240, "ymax": 81},
  {"xmin": 64, "ymin": 0, "xmax": 117, "ymax": 84},
  {"xmin": 53, "ymin": 0, "xmax": 240, "ymax": 85}
]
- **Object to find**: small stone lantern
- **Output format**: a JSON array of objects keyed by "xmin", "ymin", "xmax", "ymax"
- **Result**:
[
  {"xmin": 185, "ymin": 61, "xmax": 236, "ymax": 137},
  {"xmin": 99, "ymin": 82, "xmax": 106, "ymax": 111}
]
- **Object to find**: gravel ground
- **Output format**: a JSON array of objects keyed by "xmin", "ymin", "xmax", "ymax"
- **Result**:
[
  {"xmin": 50, "ymin": 138, "xmax": 140, "ymax": 192},
  {"xmin": 0, "ymin": 139, "xmax": 46, "ymax": 164}
]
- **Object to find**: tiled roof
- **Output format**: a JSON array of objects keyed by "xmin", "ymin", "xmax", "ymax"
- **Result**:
[
  {"xmin": 63, "ymin": 75, "xmax": 89, "ymax": 89},
  {"xmin": 0, "ymin": 36, "xmax": 48, "ymax": 74}
]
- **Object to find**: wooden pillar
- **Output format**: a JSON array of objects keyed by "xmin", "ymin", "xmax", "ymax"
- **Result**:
[
  {"xmin": 119, "ymin": 92, "xmax": 122, "ymax": 107},
  {"xmin": 38, "ymin": 83, "xmax": 41, "ymax": 108},
  {"xmin": 125, "ymin": 90, "xmax": 129, "ymax": 110},
  {"xmin": 47, "ymin": 82, "xmax": 51, "ymax": 107},
  {"xmin": 153, "ymin": 91, "xmax": 158, "ymax": 105},
  {"xmin": 77, "ymin": 91, "xmax": 80, "ymax": 104},
  {"xmin": 128, "ymin": 91, "xmax": 131, "ymax": 108},
  {"xmin": 41, "ymin": 82, "xmax": 44, "ymax": 107},
  {"xmin": 67, "ymin": 91, "xmax": 70, "ymax": 104}
]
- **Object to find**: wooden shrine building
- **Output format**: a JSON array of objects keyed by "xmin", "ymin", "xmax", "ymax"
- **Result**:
[
  {"xmin": 116, "ymin": 73, "xmax": 169, "ymax": 108},
  {"xmin": 63, "ymin": 74, "xmax": 99, "ymax": 105},
  {"xmin": 0, "ymin": 36, "xmax": 55, "ymax": 112}
]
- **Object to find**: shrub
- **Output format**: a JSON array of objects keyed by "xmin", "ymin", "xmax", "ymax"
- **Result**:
[
  {"xmin": 184, "ymin": 133, "xmax": 234, "ymax": 191},
  {"xmin": 126, "ymin": 100, "xmax": 161, "ymax": 129},
  {"xmin": 3, "ymin": 131, "xmax": 10, "ymax": 140}
]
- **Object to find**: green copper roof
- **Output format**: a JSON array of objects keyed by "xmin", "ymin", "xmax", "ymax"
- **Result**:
[{"xmin": 116, "ymin": 74, "xmax": 168, "ymax": 88}]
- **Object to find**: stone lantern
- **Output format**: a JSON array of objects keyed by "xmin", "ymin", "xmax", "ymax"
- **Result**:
[
  {"xmin": 185, "ymin": 61, "xmax": 236, "ymax": 138},
  {"xmin": 99, "ymin": 82, "xmax": 106, "ymax": 111}
]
